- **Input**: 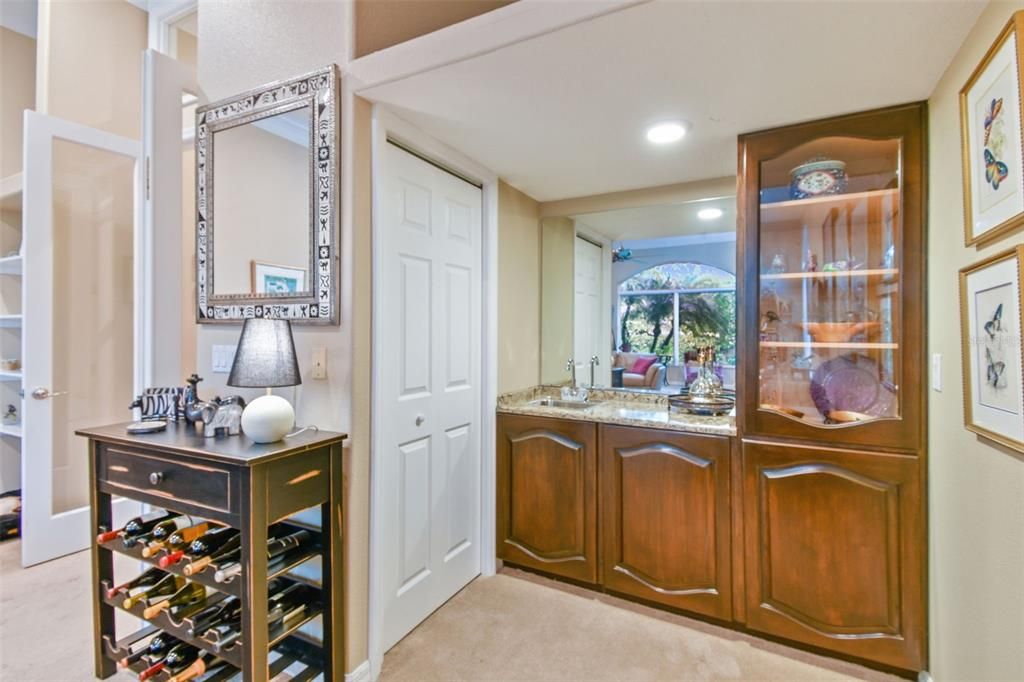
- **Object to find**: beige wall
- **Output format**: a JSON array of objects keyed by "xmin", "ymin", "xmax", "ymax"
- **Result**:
[
  {"xmin": 211, "ymin": 123, "xmax": 309, "ymax": 295},
  {"xmin": 497, "ymin": 180, "xmax": 540, "ymax": 392},
  {"xmin": 354, "ymin": 0, "xmax": 515, "ymax": 57},
  {"xmin": 0, "ymin": 27, "xmax": 35, "ymax": 178},
  {"xmin": 196, "ymin": 1, "xmax": 375, "ymax": 672},
  {"xmin": 540, "ymin": 216, "xmax": 575, "ymax": 384},
  {"xmin": 36, "ymin": 0, "xmax": 146, "ymax": 137},
  {"xmin": 927, "ymin": 2, "xmax": 1024, "ymax": 680}
]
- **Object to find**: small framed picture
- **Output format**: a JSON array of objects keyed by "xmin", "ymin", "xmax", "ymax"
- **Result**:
[
  {"xmin": 960, "ymin": 11, "xmax": 1024, "ymax": 247},
  {"xmin": 959, "ymin": 245, "xmax": 1024, "ymax": 453},
  {"xmin": 250, "ymin": 260, "xmax": 307, "ymax": 296}
]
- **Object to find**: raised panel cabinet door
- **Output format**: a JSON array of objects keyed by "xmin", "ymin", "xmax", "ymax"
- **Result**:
[
  {"xmin": 599, "ymin": 425, "xmax": 732, "ymax": 620},
  {"xmin": 497, "ymin": 414, "xmax": 598, "ymax": 583},
  {"xmin": 742, "ymin": 440, "xmax": 925, "ymax": 671}
]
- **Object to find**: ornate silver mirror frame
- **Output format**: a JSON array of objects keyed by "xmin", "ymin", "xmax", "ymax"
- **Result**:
[{"xmin": 195, "ymin": 64, "xmax": 339, "ymax": 324}]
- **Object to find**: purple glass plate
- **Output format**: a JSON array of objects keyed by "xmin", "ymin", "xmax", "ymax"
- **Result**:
[{"xmin": 809, "ymin": 354, "xmax": 896, "ymax": 419}]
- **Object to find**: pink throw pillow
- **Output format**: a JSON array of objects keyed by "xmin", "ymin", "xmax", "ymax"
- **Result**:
[{"xmin": 629, "ymin": 356, "xmax": 657, "ymax": 375}]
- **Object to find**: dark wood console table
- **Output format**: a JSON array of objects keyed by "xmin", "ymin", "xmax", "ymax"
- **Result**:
[{"xmin": 77, "ymin": 421, "xmax": 347, "ymax": 681}]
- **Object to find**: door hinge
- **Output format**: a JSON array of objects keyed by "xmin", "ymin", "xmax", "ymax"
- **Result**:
[{"xmin": 145, "ymin": 156, "xmax": 151, "ymax": 200}]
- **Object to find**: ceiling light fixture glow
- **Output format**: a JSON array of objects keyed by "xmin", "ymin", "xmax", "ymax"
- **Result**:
[
  {"xmin": 645, "ymin": 121, "xmax": 687, "ymax": 145},
  {"xmin": 698, "ymin": 208, "xmax": 724, "ymax": 220}
]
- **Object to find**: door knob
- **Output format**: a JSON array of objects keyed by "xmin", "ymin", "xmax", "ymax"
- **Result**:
[
  {"xmin": 415, "ymin": 415, "xmax": 425, "ymax": 426},
  {"xmin": 149, "ymin": 472, "xmax": 164, "ymax": 485},
  {"xmin": 31, "ymin": 387, "xmax": 68, "ymax": 400}
]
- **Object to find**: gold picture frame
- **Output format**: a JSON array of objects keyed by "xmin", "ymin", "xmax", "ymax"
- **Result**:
[
  {"xmin": 960, "ymin": 11, "xmax": 1024, "ymax": 248},
  {"xmin": 959, "ymin": 245, "xmax": 1024, "ymax": 453}
]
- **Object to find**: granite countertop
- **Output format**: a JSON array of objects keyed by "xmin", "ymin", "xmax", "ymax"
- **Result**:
[{"xmin": 497, "ymin": 386, "xmax": 736, "ymax": 437}]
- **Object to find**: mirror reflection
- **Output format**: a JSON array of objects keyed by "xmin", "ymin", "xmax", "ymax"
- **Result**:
[
  {"xmin": 540, "ymin": 197, "xmax": 737, "ymax": 393},
  {"xmin": 212, "ymin": 106, "xmax": 311, "ymax": 297}
]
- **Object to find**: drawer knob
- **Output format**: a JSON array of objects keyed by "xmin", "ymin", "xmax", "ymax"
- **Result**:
[{"xmin": 149, "ymin": 472, "xmax": 164, "ymax": 485}]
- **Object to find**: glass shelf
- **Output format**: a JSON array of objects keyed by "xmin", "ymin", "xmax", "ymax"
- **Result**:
[{"xmin": 757, "ymin": 136, "xmax": 902, "ymax": 427}]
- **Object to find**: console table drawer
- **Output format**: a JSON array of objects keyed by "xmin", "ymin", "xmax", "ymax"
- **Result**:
[{"xmin": 98, "ymin": 446, "xmax": 234, "ymax": 515}]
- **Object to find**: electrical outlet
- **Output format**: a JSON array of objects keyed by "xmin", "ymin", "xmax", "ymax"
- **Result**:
[
  {"xmin": 311, "ymin": 347, "xmax": 327, "ymax": 380},
  {"xmin": 931, "ymin": 353, "xmax": 942, "ymax": 392},
  {"xmin": 212, "ymin": 344, "xmax": 236, "ymax": 374}
]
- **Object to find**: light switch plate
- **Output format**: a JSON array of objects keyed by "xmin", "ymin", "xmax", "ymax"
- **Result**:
[
  {"xmin": 212, "ymin": 344, "xmax": 237, "ymax": 374},
  {"xmin": 931, "ymin": 353, "xmax": 942, "ymax": 392},
  {"xmin": 311, "ymin": 347, "xmax": 327, "ymax": 380}
]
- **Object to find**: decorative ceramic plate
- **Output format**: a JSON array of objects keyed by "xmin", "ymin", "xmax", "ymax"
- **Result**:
[
  {"xmin": 809, "ymin": 354, "xmax": 896, "ymax": 421},
  {"xmin": 789, "ymin": 157, "xmax": 848, "ymax": 199},
  {"xmin": 126, "ymin": 420, "xmax": 167, "ymax": 434}
]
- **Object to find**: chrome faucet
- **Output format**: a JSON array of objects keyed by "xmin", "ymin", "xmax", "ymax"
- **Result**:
[
  {"xmin": 565, "ymin": 358, "xmax": 577, "ymax": 390},
  {"xmin": 589, "ymin": 355, "xmax": 600, "ymax": 387}
]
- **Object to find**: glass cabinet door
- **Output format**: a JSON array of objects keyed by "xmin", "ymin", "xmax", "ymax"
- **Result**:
[{"xmin": 757, "ymin": 137, "xmax": 901, "ymax": 427}]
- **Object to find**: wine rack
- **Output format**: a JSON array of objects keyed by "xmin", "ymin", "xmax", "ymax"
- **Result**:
[{"xmin": 79, "ymin": 421, "xmax": 347, "ymax": 681}]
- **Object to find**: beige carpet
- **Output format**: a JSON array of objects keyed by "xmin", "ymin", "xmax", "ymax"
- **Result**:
[
  {"xmin": 380, "ymin": 569, "xmax": 900, "ymax": 682},
  {"xmin": 0, "ymin": 540, "xmax": 136, "ymax": 682},
  {"xmin": 0, "ymin": 540, "xmax": 899, "ymax": 682}
]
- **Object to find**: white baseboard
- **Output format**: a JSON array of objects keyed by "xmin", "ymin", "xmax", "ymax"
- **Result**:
[
  {"xmin": 346, "ymin": 660, "xmax": 372, "ymax": 682},
  {"xmin": 918, "ymin": 671, "xmax": 933, "ymax": 682}
]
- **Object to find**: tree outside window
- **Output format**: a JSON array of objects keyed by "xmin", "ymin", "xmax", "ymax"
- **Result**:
[{"xmin": 618, "ymin": 262, "xmax": 736, "ymax": 365}]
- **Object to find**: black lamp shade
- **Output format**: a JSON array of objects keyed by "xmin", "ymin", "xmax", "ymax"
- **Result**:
[{"xmin": 227, "ymin": 319, "xmax": 302, "ymax": 388}]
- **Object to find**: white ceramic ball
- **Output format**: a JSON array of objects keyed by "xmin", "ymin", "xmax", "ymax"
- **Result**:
[{"xmin": 241, "ymin": 394, "xmax": 295, "ymax": 443}]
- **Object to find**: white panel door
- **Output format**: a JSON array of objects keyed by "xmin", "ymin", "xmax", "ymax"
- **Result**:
[
  {"xmin": 574, "ymin": 236, "xmax": 602, "ymax": 383},
  {"xmin": 379, "ymin": 143, "xmax": 482, "ymax": 651},
  {"xmin": 21, "ymin": 111, "xmax": 143, "ymax": 566}
]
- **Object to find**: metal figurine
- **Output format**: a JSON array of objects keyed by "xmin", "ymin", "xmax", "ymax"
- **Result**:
[{"xmin": 183, "ymin": 374, "xmax": 247, "ymax": 438}]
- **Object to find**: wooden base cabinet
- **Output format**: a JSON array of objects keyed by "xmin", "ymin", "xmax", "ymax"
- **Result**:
[
  {"xmin": 497, "ymin": 414, "xmax": 599, "ymax": 584},
  {"xmin": 599, "ymin": 425, "xmax": 732, "ymax": 620},
  {"xmin": 741, "ymin": 440, "xmax": 925, "ymax": 671}
]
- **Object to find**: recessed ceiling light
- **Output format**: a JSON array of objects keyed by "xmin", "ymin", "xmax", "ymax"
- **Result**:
[
  {"xmin": 646, "ymin": 121, "xmax": 687, "ymax": 145},
  {"xmin": 698, "ymin": 207, "xmax": 723, "ymax": 220}
]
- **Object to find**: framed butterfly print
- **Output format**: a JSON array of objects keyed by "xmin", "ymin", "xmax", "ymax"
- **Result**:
[
  {"xmin": 960, "ymin": 11, "xmax": 1024, "ymax": 247},
  {"xmin": 959, "ymin": 245, "xmax": 1024, "ymax": 453}
]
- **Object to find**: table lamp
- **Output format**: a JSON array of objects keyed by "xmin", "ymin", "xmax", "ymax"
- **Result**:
[{"xmin": 227, "ymin": 318, "xmax": 301, "ymax": 443}]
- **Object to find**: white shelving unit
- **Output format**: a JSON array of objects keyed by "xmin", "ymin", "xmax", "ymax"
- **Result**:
[{"xmin": 1, "ymin": 171, "xmax": 25, "ymax": 483}]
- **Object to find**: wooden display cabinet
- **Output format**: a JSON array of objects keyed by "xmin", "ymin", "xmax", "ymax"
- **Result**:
[
  {"xmin": 737, "ymin": 103, "xmax": 928, "ymax": 672},
  {"xmin": 738, "ymin": 103, "xmax": 926, "ymax": 452}
]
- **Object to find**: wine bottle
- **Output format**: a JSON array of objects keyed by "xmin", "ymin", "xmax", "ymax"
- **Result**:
[
  {"xmin": 214, "ymin": 528, "xmax": 313, "ymax": 583},
  {"xmin": 141, "ymin": 516, "xmax": 199, "ymax": 557},
  {"xmin": 117, "ymin": 631, "xmax": 179, "ymax": 669},
  {"xmin": 142, "ymin": 581, "xmax": 206, "ymax": 619},
  {"xmin": 162, "ymin": 642, "xmax": 200, "ymax": 673},
  {"xmin": 123, "ymin": 573, "xmax": 184, "ymax": 610},
  {"xmin": 166, "ymin": 653, "xmax": 225, "ymax": 682},
  {"xmin": 140, "ymin": 642, "xmax": 198, "ymax": 681},
  {"xmin": 187, "ymin": 596, "xmax": 241, "ymax": 637},
  {"xmin": 207, "ymin": 579, "xmax": 294, "ymax": 652},
  {"xmin": 96, "ymin": 509, "xmax": 173, "ymax": 544},
  {"xmin": 182, "ymin": 527, "xmax": 240, "ymax": 576},
  {"xmin": 267, "ymin": 529, "xmax": 312, "ymax": 560},
  {"xmin": 123, "ymin": 514, "xmax": 192, "ymax": 549},
  {"xmin": 106, "ymin": 566, "xmax": 164, "ymax": 599}
]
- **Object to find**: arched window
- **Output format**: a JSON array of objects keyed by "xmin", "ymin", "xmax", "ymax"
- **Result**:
[{"xmin": 617, "ymin": 262, "xmax": 736, "ymax": 366}]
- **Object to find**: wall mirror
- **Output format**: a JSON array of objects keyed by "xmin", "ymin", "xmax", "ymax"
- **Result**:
[
  {"xmin": 540, "ymin": 196, "xmax": 737, "ymax": 393},
  {"xmin": 196, "ymin": 64, "xmax": 339, "ymax": 324}
]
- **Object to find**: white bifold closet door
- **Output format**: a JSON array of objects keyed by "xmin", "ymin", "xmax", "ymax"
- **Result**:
[{"xmin": 378, "ymin": 142, "xmax": 483, "ymax": 652}]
